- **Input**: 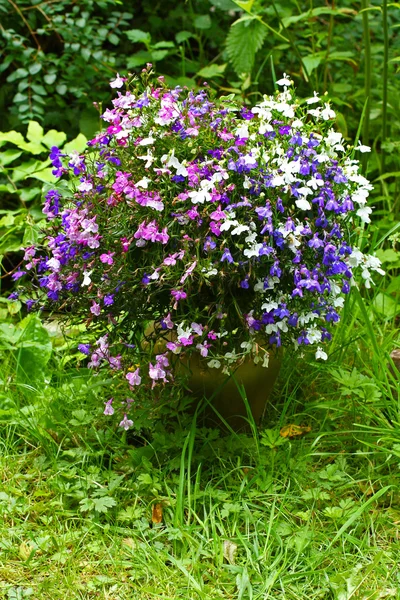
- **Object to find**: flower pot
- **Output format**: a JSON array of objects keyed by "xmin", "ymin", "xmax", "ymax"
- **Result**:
[
  {"xmin": 177, "ymin": 351, "xmax": 282, "ymax": 431},
  {"xmin": 144, "ymin": 323, "xmax": 281, "ymax": 431}
]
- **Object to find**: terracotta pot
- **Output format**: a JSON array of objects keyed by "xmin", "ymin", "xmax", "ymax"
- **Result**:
[
  {"xmin": 144, "ymin": 323, "xmax": 281, "ymax": 430},
  {"xmin": 177, "ymin": 351, "xmax": 281, "ymax": 431}
]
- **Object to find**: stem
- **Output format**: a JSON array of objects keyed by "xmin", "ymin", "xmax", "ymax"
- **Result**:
[
  {"xmin": 7, "ymin": 0, "xmax": 42, "ymax": 51},
  {"xmin": 382, "ymin": 0, "xmax": 388, "ymax": 174},
  {"xmin": 361, "ymin": 0, "xmax": 371, "ymax": 172},
  {"xmin": 323, "ymin": 1, "xmax": 335, "ymax": 92}
]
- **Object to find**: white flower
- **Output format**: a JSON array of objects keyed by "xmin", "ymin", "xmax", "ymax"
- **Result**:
[
  {"xmin": 231, "ymin": 224, "xmax": 250, "ymax": 236},
  {"xmin": 276, "ymin": 73, "xmax": 292, "ymax": 86},
  {"xmin": 356, "ymin": 206, "xmax": 372, "ymax": 223},
  {"xmin": 47, "ymin": 257, "xmax": 61, "ymax": 272},
  {"xmin": 110, "ymin": 73, "xmax": 125, "ymax": 88},
  {"xmin": 295, "ymin": 198, "xmax": 312, "ymax": 211},
  {"xmin": 262, "ymin": 353, "xmax": 270, "ymax": 368},
  {"xmin": 306, "ymin": 91, "xmax": 320, "ymax": 105},
  {"xmin": 137, "ymin": 151, "xmax": 155, "ymax": 168},
  {"xmin": 308, "ymin": 108, "xmax": 321, "ymax": 118},
  {"xmin": 162, "ymin": 150, "xmax": 188, "ymax": 176},
  {"xmin": 82, "ymin": 270, "xmax": 92, "ymax": 286},
  {"xmin": 321, "ymin": 103, "xmax": 336, "ymax": 120},
  {"xmin": 355, "ymin": 141, "xmax": 371, "ymax": 153},
  {"xmin": 136, "ymin": 176, "xmax": 151, "ymax": 189},
  {"xmin": 139, "ymin": 137, "xmax": 155, "ymax": 146},
  {"xmin": 240, "ymin": 341, "xmax": 253, "ymax": 352},
  {"xmin": 207, "ymin": 359, "xmax": 221, "ymax": 369},
  {"xmin": 315, "ymin": 347, "xmax": 328, "ymax": 360}
]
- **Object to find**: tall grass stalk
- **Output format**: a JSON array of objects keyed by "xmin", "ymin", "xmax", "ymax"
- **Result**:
[
  {"xmin": 381, "ymin": 0, "xmax": 389, "ymax": 175},
  {"xmin": 361, "ymin": 0, "xmax": 371, "ymax": 172}
]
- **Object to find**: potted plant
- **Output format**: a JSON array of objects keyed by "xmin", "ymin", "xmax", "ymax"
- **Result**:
[{"xmin": 16, "ymin": 66, "xmax": 383, "ymax": 430}]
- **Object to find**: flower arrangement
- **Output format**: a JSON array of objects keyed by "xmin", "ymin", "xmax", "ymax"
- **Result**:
[{"xmin": 16, "ymin": 67, "xmax": 384, "ymax": 429}]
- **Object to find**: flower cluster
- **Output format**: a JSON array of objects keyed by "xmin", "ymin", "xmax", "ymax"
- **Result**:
[{"xmin": 18, "ymin": 68, "xmax": 383, "ymax": 429}]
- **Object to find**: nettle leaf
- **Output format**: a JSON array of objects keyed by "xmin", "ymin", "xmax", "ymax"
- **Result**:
[
  {"xmin": 125, "ymin": 29, "xmax": 151, "ymax": 45},
  {"xmin": 127, "ymin": 50, "xmax": 152, "ymax": 68},
  {"xmin": 175, "ymin": 30, "xmax": 196, "ymax": 44},
  {"xmin": 226, "ymin": 18, "xmax": 267, "ymax": 75},
  {"xmin": 197, "ymin": 63, "xmax": 227, "ymax": 78},
  {"xmin": 194, "ymin": 14, "xmax": 212, "ymax": 29}
]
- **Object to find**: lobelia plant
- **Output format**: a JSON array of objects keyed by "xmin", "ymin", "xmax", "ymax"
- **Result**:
[{"xmin": 14, "ymin": 66, "xmax": 384, "ymax": 430}]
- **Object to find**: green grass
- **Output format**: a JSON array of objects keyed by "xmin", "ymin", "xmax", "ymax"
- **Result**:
[{"xmin": 0, "ymin": 300, "xmax": 399, "ymax": 599}]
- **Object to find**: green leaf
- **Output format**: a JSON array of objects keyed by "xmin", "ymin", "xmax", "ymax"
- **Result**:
[
  {"xmin": 20, "ymin": 187, "xmax": 41, "ymax": 202},
  {"xmin": 197, "ymin": 63, "xmax": 227, "ymax": 78},
  {"xmin": 29, "ymin": 62, "xmax": 42, "ymax": 75},
  {"xmin": 153, "ymin": 41, "xmax": 175, "ymax": 49},
  {"xmin": 63, "ymin": 134, "xmax": 87, "ymax": 153},
  {"xmin": 233, "ymin": 0, "xmax": 255, "ymax": 12},
  {"xmin": 108, "ymin": 32, "xmax": 120, "ymax": 45},
  {"xmin": 193, "ymin": 14, "xmax": 212, "ymax": 29},
  {"xmin": 373, "ymin": 293, "xmax": 399, "ymax": 319},
  {"xmin": 209, "ymin": 0, "xmax": 238, "ymax": 10},
  {"xmin": 28, "ymin": 167, "xmax": 57, "ymax": 184},
  {"xmin": 302, "ymin": 54, "xmax": 322, "ymax": 75},
  {"xmin": 226, "ymin": 18, "xmax": 267, "ymax": 75},
  {"xmin": 11, "ymin": 159, "xmax": 42, "ymax": 182},
  {"xmin": 175, "ymin": 31, "xmax": 196, "ymax": 44},
  {"xmin": 81, "ymin": 47, "xmax": 91, "ymax": 61},
  {"xmin": 31, "ymin": 83, "xmax": 47, "ymax": 96},
  {"xmin": 92, "ymin": 496, "xmax": 117, "ymax": 513},
  {"xmin": 15, "ymin": 314, "xmax": 53, "ymax": 383},
  {"xmin": 6, "ymin": 68, "xmax": 28, "ymax": 82},
  {"xmin": 56, "ymin": 84, "xmax": 68, "ymax": 95},
  {"xmin": 127, "ymin": 50, "xmax": 152, "ymax": 68},
  {"xmin": 0, "ymin": 131, "xmax": 46, "ymax": 155},
  {"xmin": 13, "ymin": 93, "xmax": 28, "ymax": 104},
  {"xmin": 151, "ymin": 49, "xmax": 169, "ymax": 62},
  {"xmin": 44, "ymin": 73, "xmax": 57, "ymax": 85},
  {"xmin": 125, "ymin": 29, "xmax": 151, "ymax": 45},
  {"xmin": 0, "ymin": 149, "xmax": 22, "ymax": 166},
  {"xmin": 27, "ymin": 121, "xmax": 44, "ymax": 144},
  {"xmin": 42, "ymin": 129, "xmax": 67, "ymax": 149},
  {"xmin": 22, "ymin": 223, "xmax": 40, "ymax": 246},
  {"xmin": 0, "ymin": 234, "xmax": 23, "ymax": 254}
]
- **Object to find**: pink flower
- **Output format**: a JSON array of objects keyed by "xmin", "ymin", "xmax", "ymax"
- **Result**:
[
  {"xmin": 119, "ymin": 414, "xmax": 134, "ymax": 430},
  {"xmin": 104, "ymin": 399, "xmax": 114, "ymax": 416},
  {"xmin": 90, "ymin": 301, "xmax": 101, "ymax": 316},
  {"xmin": 166, "ymin": 341, "xmax": 181, "ymax": 354},
  {"xmin": 100, "ymin": 252, "xmax": 114, "ymax": 265},
  {"xmin": 126, "ymin": 368, "xmax": 141, "ymax": 387},
  {"xmin": 196, "ymin": 342, "xmax": 210, "ymax": 357}
]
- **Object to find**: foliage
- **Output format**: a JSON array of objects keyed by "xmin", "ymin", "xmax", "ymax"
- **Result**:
[
  {"xmin": 0, "ymin": 121, "xmax": 86, "ymax": 295},
  {"xmin": 0, "ymin": 304, "xmax": 399, "ymax": 597},
  {"xmin": 13, "ymin": 69, "xmax": 386, "ymax": 429}
]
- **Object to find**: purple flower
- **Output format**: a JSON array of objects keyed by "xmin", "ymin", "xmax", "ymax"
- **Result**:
[
  {"xmin": 78, "ymin": 343, "xmax": 91, "ymax": 355},
  {"xmin": 126, "ymin": 368, "xmax": 141, "ymax": 387},
  {"xmin": 221, "ymin": 248, "xmax": 234, "ymax": 263},
  {"xmin": 104, "ymin": 294, "xmax": 114, "ymax": 306},
  {"xmin": 12, "ymin": 270, "xmax": 26, "ymax": 281},
  {"xmin": 171, "ymin": 289, "xmax": 187, "ymax": 302}
]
